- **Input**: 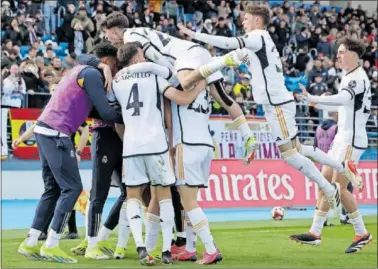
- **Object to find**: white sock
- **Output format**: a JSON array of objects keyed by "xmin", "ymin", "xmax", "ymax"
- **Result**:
[
  {"xmin": 187, "ymin": 207, "xmax": 216, "ymax": 255},
  {"xmin": 85, "ymin": 201, "xmax": 90, "ymax": 240},
  {"xmin": 300, "ymin": 145, "xmax": 344, "ymax": 172},
  {"xmin": 348, "ymin": 210, "xmax": 367, "ymax": 236},
  {"xmin": 233, "ymin": 115, "xmax": 252, "ymax": 141},
  {"xmin": 309, "ymin": 210, "xmax": 327, "ymax": 236},
  {"xmin": 282, "ymin": 150, "xmax": 335, "ymax": 197},
  {"xmin": 117, "ymin": 202, "xmax": 131, "ymax": 248},
  {"xmin": 97, "ymin": 226, "xmax": 111, "ymax": 242},
  {"xmin": 25, "ymin": 228, "xmax": 41, "ymax": 247},
  {"xmin": 145, "ymin": 212, "xmax": 161, "ymax": 253},
  {"xmin": 45, "ymin": 229, "xmax": 61, "ymax": 248},
  {"xmin": 177, "ymin": 232, "xmax": 186, "ymax": 239},
  {"xmin": 199, "ymin": 57, "xmax": 226, "ymax": 78},
  {"xmin": 126, "ymin": 199, "xmax": 145, "ymax": 247},
  {"xmin": 159, "ymin": 199, "xmax": 175, "ymax": 252},
  {"xmin": 340, "ymin": 214, "xmax": 347, "ymax": 221},
  {"xmin": 88, "ymin": 236, "xmax": 97, "ymax": 250},
  {"xmin": 185, "ymin": 214, "xmax": 197, "ymax": 253}
]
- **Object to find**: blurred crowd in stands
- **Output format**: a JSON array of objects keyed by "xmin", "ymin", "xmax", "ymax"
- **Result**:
[{"xmin": 1, "ymin": 0, "xmax": 377, "ymax": 127}]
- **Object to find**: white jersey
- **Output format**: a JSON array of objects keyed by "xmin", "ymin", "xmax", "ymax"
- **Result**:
[
  {"xmin": 171, "ymin": 89, "xmax": 213, "ymax": 148},
  {"xmin": 112, "ymin": 68, "xmax": 171, "ymax": 157},
  {"xmin": 334, "ymin": 66, "xmax": 371, "ymax": 149},
  {"xmin": 124, "ymin": 27, "xmax": 197, "ymax": 65},
  {"xmin": 238, "ymin": 29, "xmax": 294, "ymax": 105}
]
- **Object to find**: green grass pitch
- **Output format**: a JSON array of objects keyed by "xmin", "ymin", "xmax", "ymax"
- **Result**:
[{"xmin": 2, "ymin": 216, "xmax": 377, "ymax": 268}]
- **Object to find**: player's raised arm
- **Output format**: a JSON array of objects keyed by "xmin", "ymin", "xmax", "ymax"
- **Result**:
[
  {"xmin": 178, "ymin": 22, "xmax": 243, "ymax": 50},
  {"xmin": 299, "ymin": 83, "xmax": 353, "ymax": 106}
]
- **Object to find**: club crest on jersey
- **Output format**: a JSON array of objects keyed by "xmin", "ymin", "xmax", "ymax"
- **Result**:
[{"xmin": 348, "ymin": 80, "xmax": 357, "ymax": 89}]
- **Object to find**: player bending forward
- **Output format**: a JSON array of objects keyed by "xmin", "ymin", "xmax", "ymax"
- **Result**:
[
  {"xmin": 178, "ymin": 3, "xmax": 362, "ymax": 215},
  {"xmin": 290, "ymin": 37, "xmax": 372, "ymax": 253},
  {"xmin": 101, "ymin": 12, "xmax": 259, "ymax": 165}
]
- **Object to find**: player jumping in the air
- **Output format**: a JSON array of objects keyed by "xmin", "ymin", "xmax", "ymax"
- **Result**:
[
  {"xmin": 290, "ymin": 36, "xmax": 372, "ymax": 253},
  {"xmin": 177, "ymin": 4, "xmax": 361, "ymax": 216}
]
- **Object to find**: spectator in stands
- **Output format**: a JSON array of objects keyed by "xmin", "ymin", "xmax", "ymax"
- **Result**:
[
  {"xmin": 50, "ymin": 57, "xmax": 63, "ymax": 79},
  {"xmin": 1, "ymin": 63, "xmax": 26, "ymax": 108},
  {"xmin": 4, "ymin": 17, "xmax": 24, "ymax": 46},
  {"xmin": 34, "ymin": 10, "xmax": 45, "ymax": 37},
  {"xmin": 296, "ymin": 26, "xmax": 311, "ymax": 50},
  {"xmin": 71, "ymin": 6, "xmax": 94, "ymax": 53},
  {"xmin": 57, "ymin": 3, "xmax": 75, "ymax": 50},
  {"xmin": 20, "ymin": 60, "xmax": 49, "ymax": 108},
  {"xmin": 309, "ymin": 73, "xmax": 328, "ymax": 96},
  {"xmin": 317, "ymin": 34, "xmax": 331, "ymax": 57},
  {"xmin": 43, "ymin": 48, "xmax": 55, "ymax": 65},
  {"xmin": 1, "ymin": 1, "xmax": 13, "ymax": 25},
  {"xmin": 26, "ymin": 46, "xmax": 38, "ymax": 63}
]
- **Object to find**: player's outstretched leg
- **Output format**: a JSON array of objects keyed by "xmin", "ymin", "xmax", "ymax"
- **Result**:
[
  {"xmin": 113, "ymin": 184, "xmax": 130, "ymax": 259},
  {"xmin": 281, "ymin": 148, "xmax": 342, "ymax": 215},
  {"xmin": 299, "ymin": 144, "xmax": 363, "ymax": 190}
]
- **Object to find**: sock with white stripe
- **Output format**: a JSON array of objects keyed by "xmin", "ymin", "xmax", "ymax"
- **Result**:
[
  {"xmin": 300, "ymin": 145, "xmax": 344, "ymax": 172},
  {"xmin": 159, "ymin": 199, "xmax": 175, "ymax": 252},
  {"xmin": 85, "ymin": 201, "xmax": 90, "ymax": 240},
  {"xmin": 117, "ymin": 202, "xmax": 130, "ymax": 248},
  {"xmin": 199, "ymin": 57, "xmax": 226, "ymax": 78},
  {"xmin": 348, "ymin": 210, "xmax": 367, "ymax": 236},
  {"xmin": 282, "ymin": 150, "xmax": 335, "ymax": 197},
  {"xmin": 145, "ymin": 213, "xmax": 161, "ymax": 253},
  {"xmin": 233, "ymin": 115, "xmax": 252, "ymax": 141},
  {"xmin": 185, "ymin": 214, "xmax": 197, "ymax": 253},
  {"xmin": 309, "ymin": 210, "xmax": 327, "ymax": 236},
  {"xmin": 45, "ymin": 229, "xmax": 61, "ymax": 248},
  {"xmin": 126, "ymin": 199, "xmax": 145, "ymax": 247},
  {"xmin": 187, "ymin": 207, "xmax": 216, "ymax": 255},
  {"xmin": 25, "ymin": 228, "xmax": 41, "ymax": 247}
]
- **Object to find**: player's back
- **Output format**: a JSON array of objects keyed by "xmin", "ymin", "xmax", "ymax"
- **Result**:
[
  {"xmin": 336, "ymin": 66, "xmax": 371, "ymax": 149},
  {"xmin": 112, "ymin": 69, "xmax": 168, "ymax": 157},
  {"xmin": 124, "ymin": 27, "xmax": 196, "ymax": 61},
  {"xmin": 242, "ymin": 29, "xmax": 293, "ymax": 105},
  {"xmin": 171, "ymin": 88, "xmax": 213, "ymax": 148}
]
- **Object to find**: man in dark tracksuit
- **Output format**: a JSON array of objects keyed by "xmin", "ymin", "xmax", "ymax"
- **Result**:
[
  {"xmin": 70, "ymin": 45, "xmax": 128, "ymax": 260},
  {"xmin": 39, "ymin": 121, "xmax": 89, "ymax": 241},
  {"xmin": 17, "ymin": 49, "xmax": 123, "ymax": 264}
]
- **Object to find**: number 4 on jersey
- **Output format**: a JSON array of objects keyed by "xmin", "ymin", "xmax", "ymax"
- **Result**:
[{"xmin": 126, "ymin": 83, "xmax": 143, "ymax": 116}]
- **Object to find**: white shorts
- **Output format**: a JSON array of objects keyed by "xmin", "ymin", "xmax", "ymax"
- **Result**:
[
  {"xmin": 175, "ymin": 143, "xmax": 213, "ymax": 188},
  {"xmin": 175, "ymin": 46, "xmax": 223, "ymax": 85},
  {"xmin": 263, "ymin": 102, "xmax": 298, "ymax": 146},
  {"xmin": 123, "ymin": 152, "xmax": 176, "ymax": 187},
  {"xmin": 327, "ymin": 142, "xmax": 365, "ymax": 164}
]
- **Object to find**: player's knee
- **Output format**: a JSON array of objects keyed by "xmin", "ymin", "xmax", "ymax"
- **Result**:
[{"xmin": 213, "ymin": 81, "xmax": 234, "ymax": 107}]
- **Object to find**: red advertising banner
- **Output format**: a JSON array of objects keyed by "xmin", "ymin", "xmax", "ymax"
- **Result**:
[
  {"xmin": 198, "ymin": 160, "xmax": 378, "ymax": 208},
  {"xmin": 9, "ymin": 109, "xmax": 93, "ymax": 160}
]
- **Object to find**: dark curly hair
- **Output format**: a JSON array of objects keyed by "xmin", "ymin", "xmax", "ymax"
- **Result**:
[{"xmin": 93, "ymin": 42, "xmax": 118, "ymax": 58}]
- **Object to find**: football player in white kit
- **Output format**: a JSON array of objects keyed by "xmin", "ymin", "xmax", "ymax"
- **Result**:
[
  {"xmin": 290, "ymin": 37, "xmax": 372, "ymax": 253},
  {"xmin": 102, "ymin": 12, "xmax": 259, "ymax": 166},
  {"xmin": 111, "ymin": 42, "xmax": 231, "ymax": 265},
  {"xmin": 177, "ymin": 4, "xmax": 362, "ymax": 216}
]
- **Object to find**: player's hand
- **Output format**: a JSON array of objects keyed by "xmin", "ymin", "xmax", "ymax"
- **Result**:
[
  {"xmin": 298, "ymin": 83, "xmax": 309, "ymax": 98},
  {"xmin": 98, "ymin": 63, "xmax": 112, "ymax": 92},
  {"xmin": 76, "ymin": 153, "xmax": 81, "ymax": 163},
  {"xmin": 177, "ymin": 22, "xmax": 195, "ymax": 38},
  {"xmin": 12, "ymin": 138, "xmax": 22, "ymax": 149}
]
